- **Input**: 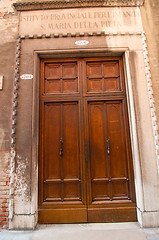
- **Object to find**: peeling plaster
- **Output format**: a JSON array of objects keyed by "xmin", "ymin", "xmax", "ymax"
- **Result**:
[{"xmin": 15, "ymin": 153, "xmax": 30, "ymax": 201}]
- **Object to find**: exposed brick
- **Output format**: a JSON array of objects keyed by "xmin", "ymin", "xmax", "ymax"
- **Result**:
[
  {"xmin": 2, "ymin": 208, "xmax": 7, "ymax": 212},
  {"xmin": 0, "ymin": 212, "xmax": 9, "ymax": 217},
  {"xmin": 0, "ymin": 222, "xmax": 8, "ymax": 227},
  {"xmin": 0, "ymin": 217, "xmax": 7, "ymax": 221},
  {"xmin": 6, "ymin": 181, "xmax": 10, "ymax": 186},
  {"xmin": 2, "ymin": 203, "xmax": 8, "ymax": 208},
  {"xmin": 0, "ymin": 186, "xmax": 9, "ymax": 190},
  {"xmin": 0, "ymin": 182, "xmax": 6, "ymax": 186},
  {"xmin": 0, "ymin": 195, "xmax": 9, "ymax": 199},
  {"xmin": 0, "ymin": 191, "xmax": 9, "ymax": 196},
  {"xmin": 0, "ymin": 177, "xmax": 9, "ymax": 229}
]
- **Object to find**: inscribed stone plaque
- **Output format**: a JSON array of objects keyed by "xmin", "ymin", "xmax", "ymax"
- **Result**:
[{"xmin": 19, "ymin": 7, "xmax": 143, "ymax": 36}]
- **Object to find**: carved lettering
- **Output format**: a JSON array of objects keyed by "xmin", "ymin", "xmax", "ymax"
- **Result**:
[
  {"xmin": 20, "ymin": 9, "xmax": 139, "ymax": 22},
  {"xmin": 74, "ymin": 21, "xmax": 98, "ymax": 29},
  {"xmin": 101, "ymin": 20, "xmax": 122, "ymax": 27},
  {"xmin": 48, "ymin": 22, "xmax": 72, "ymax": 30},
  {"xmin": 20, "ymin": 7, "xmax": 143, "ymax": 35}
]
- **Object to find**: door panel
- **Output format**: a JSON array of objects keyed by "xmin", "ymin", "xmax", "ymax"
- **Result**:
[
  {"xmin": 39, "ymin": 57, "xmax": 137, "ymax": 223},
  {"xmin": 44, "ymin": 103, "xmax": 61, "ymax": 182},
  {"xmin": 106, "ymin": 102, "xmax": 127, "ymax": 179},
  {"xmin": 87, "ymin": 207, "xmax": 137, "ymax": 223},
  {"xmin": 88, "ymin": 102, "xmax": 109, "ymax": 202},
  {"xmin": 88, "ymin": 102, "xmax": 107, "ymax": 179},
  {"xmin": 39, "ymin": 99, "xmax": 87, "ymax": 223},
  {"xmin": 86, "ymin": 61, "xmax": 121, "ymax": 93},
  {"xmin": 62, "ymin": 102, "xmax": 81, "ymax": 202},
  {"xmin": 44, "ymin": 61, "xmax": 78, "ymax": 94},
  {"xmin": 87, "ymin": 100, "xmax": 130, "ymax": 203},
  {"xmin": 106, "ymin": 101, "xmax": 130, "ymax": 202},
  {"xmin": 42, "ymin": 101, "xmax": 82, "ymax": 203}
]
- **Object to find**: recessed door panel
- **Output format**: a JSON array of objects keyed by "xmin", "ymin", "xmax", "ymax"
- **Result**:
[
  {"xmin": 44, "ymin": 103, "xmax": 61, "ymax": 182},
  {"xmin": 88, "ymin": 102, "xmax": 107, "ymax": 179},
  {"xmin": 44, "ymin": 62, "xmax": 78, "ymax": 94},
  {"xmin": 62, "ymin": 102, "xmax": 81, "ymax": 202},
  {"xmin": 86, "ymin": 61, "xmax": 121, "ymax": 93},
  {"xmin": 87, "ymin": 100, "xmax": 130, "ymax": 204},
  {"xmin": 42, "ymin": 101, "xmax": 82, "ymax": 203},
  {"xmin": 106, "ymin": 102, "xmax": 128, "ymax": 179},
  {"xmin": 88, "ymin": 101, "xmax": 130, "ymax": 203}
]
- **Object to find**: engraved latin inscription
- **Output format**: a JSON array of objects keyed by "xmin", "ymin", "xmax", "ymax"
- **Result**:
[
  {"xmin": 19, "ymin": 7, "xmax": 143, "ymax": 35},
  {"xmin": 21, "ymin": 10, "xmax": 140, "ymax": 22}
]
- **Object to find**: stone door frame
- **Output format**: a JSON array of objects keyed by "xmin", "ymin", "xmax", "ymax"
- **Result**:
[{"xmin": 9, "ymin": 33, "xmax": 158, "ymax": 229}]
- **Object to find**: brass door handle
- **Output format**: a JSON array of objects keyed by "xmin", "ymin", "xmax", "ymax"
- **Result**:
[
  {"xmin": 59, "ymin": 138, "xmax": 63, "ymax": 157},
  {"xmin": 106, "ymin": 138, "xmax": 110, "ymax": 156}
]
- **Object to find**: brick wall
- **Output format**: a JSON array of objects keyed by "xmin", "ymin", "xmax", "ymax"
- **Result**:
[
  {"xmin": 0, "ymin": 176, "xmax": 9, "ymax": 229},
  {"xmin": 0, "ymin": 153, "xmax": 12, "ymax": 229}
]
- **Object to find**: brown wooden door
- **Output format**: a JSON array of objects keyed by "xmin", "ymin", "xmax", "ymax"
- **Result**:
[{"xmin": 38, "ymin": 57, "xmax": 137, "ymax": 223}]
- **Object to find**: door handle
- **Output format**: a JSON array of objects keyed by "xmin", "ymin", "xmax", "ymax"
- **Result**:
[
  {"xmin": 106, "ymin": 138, "xmax": 110, "ymax": 156},
  {"xmin": 59, "ymin": 138, "xmax": 63, "ymax": 158}
]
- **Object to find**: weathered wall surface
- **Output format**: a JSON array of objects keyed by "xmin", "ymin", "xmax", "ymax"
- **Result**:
[
  {"xmin": 0, "ymin": 0, "xmax": 18, "ymax": 229},
  {"xmin": 140, "ymin": 0, "xmax": 159, "ymax": 226},
  {"xmin": 141, "ymin": 0, "xmax": 159, "ymax": 126}
]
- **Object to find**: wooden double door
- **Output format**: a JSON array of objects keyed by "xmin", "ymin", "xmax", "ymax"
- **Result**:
[{"xmin": 38, "ymin": 57, "xmax": 137, "ymax": 223}]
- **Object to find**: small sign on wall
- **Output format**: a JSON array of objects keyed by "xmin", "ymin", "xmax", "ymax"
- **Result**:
[
  {"xmin": 0, "ymin": 75, "xmax": 4, "ymax": 90},
  {"xmin": 75, "ymin": 40, "xmax": 89, "ymax": 46},
  {"xmin": 20, "ymin": 74, "xmax": 33, "ymax": 80}
]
